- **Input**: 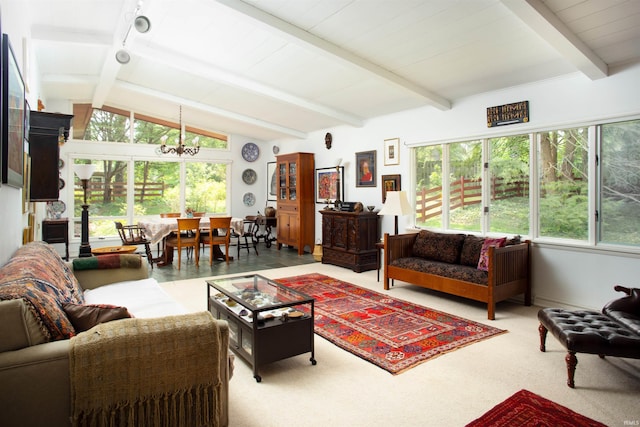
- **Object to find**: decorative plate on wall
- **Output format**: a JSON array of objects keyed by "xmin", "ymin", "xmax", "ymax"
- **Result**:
[
  {"xmin": 58, "ymin": 177, "xmax": 65, "ymax": 190},
  {"xmin": 46, "ymin": 200, "xmax": 66, "ymax": 218},
  {"xmin": 241, "ymin": 142, "xmax": 260, "ymax": 162},
  {"xmin": 243, "ymin": 192, "xmax": 256, "ymax": 206},
  {"xmin": 242, "ymin": 168, "xmax": 257, "ymax": 185}
]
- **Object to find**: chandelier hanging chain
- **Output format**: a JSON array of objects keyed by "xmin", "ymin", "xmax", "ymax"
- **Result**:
[{"xmin": 160, "ymin": 105, "xmax": 200, "ymax": 156}]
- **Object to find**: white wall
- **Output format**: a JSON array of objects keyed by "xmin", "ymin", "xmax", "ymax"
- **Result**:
[
  {"xmin": 0, "ymin": 1, "xmax": 39, "ymax": 264},
  {"xmin": 273, "ymin": 63, "xmax": 640, "ymax": 311}
]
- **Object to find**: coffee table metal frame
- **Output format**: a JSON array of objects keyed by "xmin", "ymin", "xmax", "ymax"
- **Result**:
[{"xmin": 207, "ymin": 274, "xmax": 316, "ymax": 382}]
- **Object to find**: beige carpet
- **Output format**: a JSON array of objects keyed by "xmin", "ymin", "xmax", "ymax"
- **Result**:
[{"xmin": 160, "ymin": 263, "xmax": 640, "ymax": 427}]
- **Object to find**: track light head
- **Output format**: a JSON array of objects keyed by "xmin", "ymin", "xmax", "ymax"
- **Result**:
[
  {"xmin": 115, "ymin": 49, "xmax": 131, "ymax": 64},
  {"xmin": 134, "ymin": 15, "xmax": 151, "ymax": 33}
]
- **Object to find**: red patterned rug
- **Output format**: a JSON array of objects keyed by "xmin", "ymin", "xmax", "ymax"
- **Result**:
[
  {"xmin": 275, "ymin": 273, "xmax": 506, "ymax": 374},
  {"xmin": 466, "ymin": 389, "xmax": 607, "ymax": 426}
]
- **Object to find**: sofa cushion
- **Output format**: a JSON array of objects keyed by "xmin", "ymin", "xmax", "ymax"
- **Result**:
[
  {"xmin": 412, "ymin": 230, "xmax": 466, "ymax": 264},
  {"xmin": 0, "ymin": 299, "xmax": 48, "ymax": 352},
  {"xmin": 477, "ymin": 237, "xmax": 507, "ymax": 271},
  {"xmin": 460, "ymin": 235, "xmax": 485, "ymax": 267},
  {"xmin": 390, "ymin": 257, "xmax": 488, "ymax": 285},
  {"xmin": 83, "ymin": 278, "xmax": 188, "ymax": 318},
  {"xmin": 63, "ymin": 303, "xmax": 132, "ymax": 332}
]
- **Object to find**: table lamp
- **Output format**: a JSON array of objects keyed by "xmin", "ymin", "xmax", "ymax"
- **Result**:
[
  {"xmin": 378, "ymin": 191, "xmax": 412, "ymax": 234},
  {"xmin": 75, "ymin": 164, "xmax": 96, "ymax": 257}
]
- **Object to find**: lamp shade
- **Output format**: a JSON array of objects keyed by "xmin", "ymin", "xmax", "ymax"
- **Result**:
[
  {"xmin": 378, "ymin": 191, "xmax": 412, "ymax": 216},
  {"xmin": 75, "ymin": 164, "xmax": 96, "ymax": 180}
]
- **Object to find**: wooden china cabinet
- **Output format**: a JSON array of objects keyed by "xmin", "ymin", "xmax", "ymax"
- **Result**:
[
  {"xmin": 29, "ymin": 111, "xmax": 73, "ymax": 201},
  {"xmin": 275, "ymin": 152, "xmax": 315, "ymax": 255}
]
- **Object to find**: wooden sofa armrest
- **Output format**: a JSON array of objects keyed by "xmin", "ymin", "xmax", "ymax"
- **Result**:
[
  {"xmin": 384, "ymin": 233, "xmax": 418, "ymax": 264},
  {"xmin": 488, "ymin": 241, "xmax": 531, "ymax": 302},
  {"xmin": 488, "ymin": 241, "xmax": 530, "ymax": 282}
]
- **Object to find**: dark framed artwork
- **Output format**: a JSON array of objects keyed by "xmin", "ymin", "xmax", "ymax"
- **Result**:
[
  {"xmin": 1, "ymin": 34, "xmax": 25, "ymax": 188},
  {"xmin": 315, "ymin": 166, "xmax": 344, "ymax": 204},
  {"xmin": 356, "ymin": 150, "xmax": 376, "ymax": 187},
  {"xmin": 267, "ymin": 161, "xmax": 277, "ymax": 201},
  {"xmin": 382, "ymin": 174, "xmax": 401, "ymax": 203}
]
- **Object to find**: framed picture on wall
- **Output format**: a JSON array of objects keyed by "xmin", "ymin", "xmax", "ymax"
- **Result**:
[
  {"xmin": 383, "ymin": 138, "xmax": 400, "ymax": 166},
  {"xmin": 381, "ymin": 174, "xmax": 401, "ymax": 203},
  {"xmin": 315, "ymin": 166, "xmax": 344, "ymax": 204},
  {"xmin": 1, "ymin": 34, "xmax": 26, "ymax": 188},
  {"xmin": 356, "ymin": 150, "xmax": 376, "ymax": 187},
  {"xmin": 267, "ymin": 161, "xmax": 277, "ymax": 201}
]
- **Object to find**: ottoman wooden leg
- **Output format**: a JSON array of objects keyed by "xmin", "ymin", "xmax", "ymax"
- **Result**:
[
  {"xmin": 538, "ymin": 323, "xmax": 548, "ymax": 352},
  {"xmin": 565, "ymin": 351, "xmax": 577, "ymax": 388}
]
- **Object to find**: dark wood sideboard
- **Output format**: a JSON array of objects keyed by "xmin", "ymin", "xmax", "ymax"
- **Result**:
[
  {"xmin": 42, "ymin": 218, "xmax": 69, "ymax": 261},
  {"xmin": 320, "ymin": 210, "xmax": 380, "ymax": 272}
]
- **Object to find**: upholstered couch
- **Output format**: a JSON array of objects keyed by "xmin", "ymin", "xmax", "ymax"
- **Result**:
[
  {"xmin": 383, "ymin": 230, "xmax": 531, "ymax": 319},
  {"xmin": 0, "ymin": 242, "xmax": 230, "ymax": 426}
]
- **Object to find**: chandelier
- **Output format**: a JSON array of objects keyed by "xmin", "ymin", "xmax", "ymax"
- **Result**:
[{"xmin": 160, "ymin": 106, "xmax": 200, "ymax": 156}]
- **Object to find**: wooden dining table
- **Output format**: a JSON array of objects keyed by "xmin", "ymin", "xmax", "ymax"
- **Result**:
[{"xmin": 139, "ymin": 217, "xmax": 245, "ymax": 267}]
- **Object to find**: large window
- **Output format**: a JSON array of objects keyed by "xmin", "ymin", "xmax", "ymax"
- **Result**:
[
  {"xmin": 599, "ymin": 120, "xmax": 640, "ymax": 246},
  {"xmin": 538, "ymin": 128, "xmax": 588, "ymax": 240},
  {"xmin": 69, "ymin": 105, "xmax": 230, "ymax": 239},
  {"xmin": 412, "ymin": 117, "xmax": 640, "ymax": 250},
  {"xmin": 449, "ymin": 140, "xmax": 482, "ymax": 232},
  {"xmin": 488, "ymin": 135, "xmax": 529, "ymax": 235},
  {"xmin": 73, "ymin": 104, "xmax": 228, "ymax": 149}
]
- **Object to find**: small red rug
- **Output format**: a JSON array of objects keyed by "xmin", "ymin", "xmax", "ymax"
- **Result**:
[
  {"xmin": 466, "ymin": 389, "xmax": 607, "ymax": 427},
  {"xmin": 275, "ymin": 273, "xmax": 506, "ymax": 374}
]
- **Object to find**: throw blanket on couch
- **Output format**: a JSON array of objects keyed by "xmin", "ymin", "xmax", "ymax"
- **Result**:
[
  {"xmin": 72, "ymin": 254, "xmax": 142, "ymax": 271},
  {"xmin": 69, "ymin": 311, "xmax": 222, "ymax": 427}
]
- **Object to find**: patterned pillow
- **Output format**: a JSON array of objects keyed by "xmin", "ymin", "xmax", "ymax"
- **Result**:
[
  {"xmin": 412, "ymin": 230, "xmax": 466, "ymax": 264},
  {"xmin": 4, "ymin": 242, "xmax": 84, "ymax": 304},
  {"xmin": 477, "ymin": 237, "xmax": 507, "ymax": 271},
  {"xmin": 63, "ymin": 303, "xmax": 132, "ymax": 332},
  {"xmin": 0, "ymin": 280, "xmax": 75, "ymax": 341},
  {"xmin": 460, "ymin": 235, "xmax": 485, "ymax": 267}
]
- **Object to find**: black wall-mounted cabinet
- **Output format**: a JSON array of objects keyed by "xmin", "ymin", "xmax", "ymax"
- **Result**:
[{"xmin": 28, "ymin": 111, "xmax": 73, "ymax": 201}]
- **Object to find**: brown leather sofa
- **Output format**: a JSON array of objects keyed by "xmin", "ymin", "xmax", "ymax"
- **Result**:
[{"xmin": 537, "ymin": 286, "xmax": 640, "ymax": 388}]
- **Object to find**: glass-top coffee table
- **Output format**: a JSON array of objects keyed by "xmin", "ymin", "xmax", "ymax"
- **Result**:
[{"xmin": 207, "ymin": 274, "xmax": 316, "ymax": 382}]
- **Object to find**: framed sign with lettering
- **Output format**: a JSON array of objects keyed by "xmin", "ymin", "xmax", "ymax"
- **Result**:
[{"xmin": 487, "ymin": 101, "xmax": 529, "ymax": 127}]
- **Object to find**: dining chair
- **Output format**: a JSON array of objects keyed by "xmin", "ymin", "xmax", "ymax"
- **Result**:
[
  {"xmin": 165, "ymin": 218, "xmax": 201, "ymax": 269},
  {"xmin": 114, "ymin": 221, "xmax": 155, "ymax": 268},
  {"xmin": 233, "ymin": 217, "xmax": 259, "ymax": 258},
  {"xmin": 201, "ymin": 216, "xmax": 232, "ymax": 265},
  {"xmin": 160, "ymin": 212, "xmax": 194, "ymax": 257}
]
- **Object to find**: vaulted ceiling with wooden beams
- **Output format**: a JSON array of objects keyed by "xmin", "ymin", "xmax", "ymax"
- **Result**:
[{"xmin": 26, "ymin": 0, "xmax": 640, "ymax": 141}]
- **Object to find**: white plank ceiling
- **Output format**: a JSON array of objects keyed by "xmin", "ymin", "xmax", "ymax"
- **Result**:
[{"xmin": 24, "ymin": 0, "xmax": 640, "ymax": 141}]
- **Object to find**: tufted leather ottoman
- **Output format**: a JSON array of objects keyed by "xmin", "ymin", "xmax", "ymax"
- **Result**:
[{"xmin": 538, "ymin": 306, "xmax": 640, "ymax": 388}]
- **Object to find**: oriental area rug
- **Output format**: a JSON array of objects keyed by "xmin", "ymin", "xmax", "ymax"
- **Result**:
[
  {"xmin": 275, "ymin": 273, "xmax": 506, "ymax": 374},
  {"xmin": 465, "ymin": 389, "xmax": 607, "ymax": 427}
]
